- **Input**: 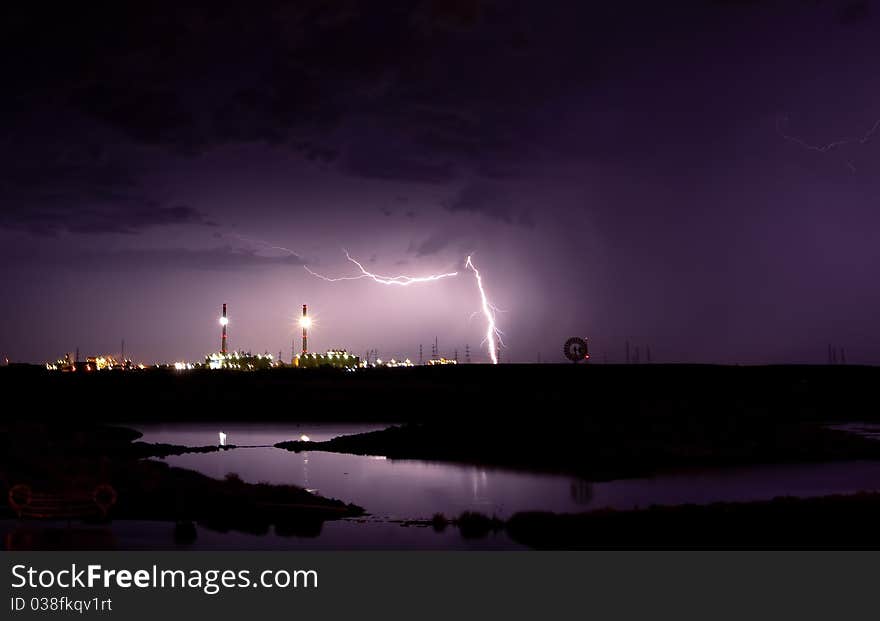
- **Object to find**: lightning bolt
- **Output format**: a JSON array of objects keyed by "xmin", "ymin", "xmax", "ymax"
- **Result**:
[
  {"xmin": 465, "ymin": 255, "xmax": 502, "ymax": 365},
  {"xmin": 777, "ymin": 115, "xmax": 880, "ymax": 172},
  {"xmin": 305, "ymin": 250, "xmax": 503, "ymax": 364},
  {"xmin": 221, "ymin": 235, "xmax": 505, "ymax": 362},
  {"xmin": 305, "ymin": 250, "xmax": 458, "ymax": 285}
]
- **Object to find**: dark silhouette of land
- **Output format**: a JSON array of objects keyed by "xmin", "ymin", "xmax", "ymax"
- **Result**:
[
  {"xmin": 4, "ymin": 363, "xmax": 878, "ymax": 426},
  {"xmin": 1, "ymin": 422, "xmax": 362, "ymax": 542},
  {"xmin": 405, "ymin": 493, "xmax": 880, "ymax": 549},
  {"xmin": 503, "ymin": 493, "xmax": 880, "ymax": 549},
  {"xmin": 7, "ymin": 363, "xmax": 880, "ymax": 479},
  {"xmin": 4, "ymin": 363, "xmax": 880, "ymax": 548},
  {"xmin": 275, "ymin": 419, "xmax": 880, "ymax": 480}
]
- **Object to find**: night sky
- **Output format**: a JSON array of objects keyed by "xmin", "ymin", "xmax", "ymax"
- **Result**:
[{"xmin": 2, "ymin": 1, "xmax": 879, "ymax": 365}]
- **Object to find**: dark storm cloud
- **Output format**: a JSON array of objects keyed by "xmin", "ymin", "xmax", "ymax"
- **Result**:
[
  {"xmin": 21, "ymin": 204, "xmax": 212, "ymax": 236},
  {"xmin": 408, "ymin": 230, "xmax": 455, "ymax": 257},
  {"xmin": 0, "ymin": 0, "xmax": 863, "ymax": 238},
  {"xmin": 97, "ymin": 245, "xmax": 307, "ymax": 270},
  {"xmin": 444, "ymin": 182, "xmax": 533, "ymax": 227},
  {"xmin": 2, "ymin": 245, "xmax": 305, "ymax": 271},
  {"xmin": 711, "ymin": 0, "xmax": 766, "ymax": 6},
  {"xmin": 0, "ymin": 135, "xmax": 214, "ymax": 235},
  {"xmin": 0, "ymin": 170, "xmax": 214, "ymax": 235},
  {"xmin": 3, "ymin": 0, "xmax": 852, "ymax": 172},
  {"xmin": 5, "ymin": 0, "xmax": 880, "ymax": 366},
  {"xmin": 1, "ymin": 1, "xmax": 570, "ymax": 186},
  {"xmin": 342, "ymin": 145, "xmax": 455, "ymax": 184},
  {"xmin": 0, "ymin": 2, "xmax": 468, "ymax": 239},
  {"xmin": 0, "ymin": 0, "xmax": 640, "ymax": 239},
  {"xmin": 445, "ymin": 184, "xmax": 510, "ymax": 222},
  {"xmin": 71, "ymin": 85, "xmax": 199, "ymax": 153},
  {"xmin": 839, "ymin": 0, "xmax": 871, "ymax": 23}
]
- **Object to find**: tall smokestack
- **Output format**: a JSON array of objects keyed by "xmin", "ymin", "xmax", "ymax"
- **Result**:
[
  {"xmin": 301, "ymin": 304, "xmax": 308, "ymax": 355},
  {"xmin": 220, "ymin": 303, "xmax": 228, "ymax": 354}
]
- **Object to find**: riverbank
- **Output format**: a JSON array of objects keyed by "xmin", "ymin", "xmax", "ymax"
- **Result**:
[
  {"xmin": 1, "ymin": 423, "xmax": 363, "ymax": 539},
  {"xmin": 9, "ymin": 492, "xmax": 880, "ymax": 550},
  {"xmin": 6, "ymin": 364, "xmax": 880, "ymax": 549},
  {"xmin": 504, "ymin": 492, "xmax": 880, "ymax": 549},
  {"xmin": 276, "ymin": 420, "xmax": 880, "ymax": 481},
  {"xmin": 9, "ymin": 363, "xmax": 880, "ymax": 479}
]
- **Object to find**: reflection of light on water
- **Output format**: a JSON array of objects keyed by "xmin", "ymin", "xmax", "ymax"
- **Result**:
[
  {"xmin": 149, "ymin": 433, "xmax": 608, "ymax": 519},
  {"xmin": 302, "ymin": 453, "xmax": 310, "ymax": 490},
  {"xmin": 471, "ymin": 469, "xmax": 494, "ymax": 507}
]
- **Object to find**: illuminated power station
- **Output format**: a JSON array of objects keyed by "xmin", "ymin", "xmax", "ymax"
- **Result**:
[
  {"xmin": 220, "ymin": 303, "xmax": 229, "ymax": 354},
  {"xmin": 292, "ymin": 304, "xmax": 358, "ymax": 368},
  {"xmin": 206, "ymin": 303, "xmax": 276, "ymax": 370}
]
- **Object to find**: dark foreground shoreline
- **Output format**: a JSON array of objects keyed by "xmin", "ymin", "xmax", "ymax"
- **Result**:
[
  {"xmin": 4, "ymin": 363, "xmax": 880, "ymax": 548},
  {"xmin": 6, "ymin": 362, "xmax": 880, "ymax": 480},
  {"xmin": 504, "ymin": 492, "xmax": 880, "ymax": 549},
  {"xmin": 275, "ymin": 420, "xmax": 880, "ymax": 481},
  {"xmin": 377, "ymin": 491, "xmax": 880, "ymax": 549},
  {"xmin": 1, "ymin": 423, "xmax": 363, "ymax": 545},
  {"xmin": 7, "ymin": 492, "xmax": 880, "ymax": 550},
  {"xmin": 4, "ymin": 363, "xmax": 878, "ymax": 425}
]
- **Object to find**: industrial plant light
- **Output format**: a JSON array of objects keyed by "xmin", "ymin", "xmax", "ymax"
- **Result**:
[
  {"xmin": 219, "ymin": 316, "xmax": 229, "ymax": 326},
  {"xmin": 299, "ymin": 316, "xmax": 312, "ymax": 329}
]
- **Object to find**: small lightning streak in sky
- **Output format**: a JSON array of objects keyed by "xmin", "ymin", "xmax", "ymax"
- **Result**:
[
  {"xmin": 306, "ymin": 250, "xmax": 458, "ymax": 286},
  {"xmin": 224, "ymin": 233, "xmax": 304, "ymax": 259},
  {"xmin": 303, "ymin": 266, "xmax": 368, "ymax": 282},
  {"xmin": 777, "ymin": 115, "xmax": 880, "ymax": 172},
  {"xmin": 466, "ymin": 255, "xmax": 501, "ymax": 365}
]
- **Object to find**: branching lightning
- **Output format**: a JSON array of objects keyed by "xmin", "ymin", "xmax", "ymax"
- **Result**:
[
  {"xmin": 226, "ymin": 234, "xmax": 506, "ymax": 364},
  {"xmin": 777, "ymin": 115, "xmax": 880, "ymax": 172},
  {"xmin": 305, "ymin": 250, "xmax": 503, "ymax": 364},
  {"xmin": 305, "ymin": 250, "xmax": 458, "ymax": 285},
  {"xmin": 465, "ymin": 255, "xmax": 502, "ymax": 365}
]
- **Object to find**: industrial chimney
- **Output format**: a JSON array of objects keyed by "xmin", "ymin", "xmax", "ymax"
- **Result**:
[
  {"xmin": 220, "ymin": 303, "xmax": 228, "ymax": 354},
  {"xmin": 301, "ymin": 304, "xmax": 309, "ymax": 355}
]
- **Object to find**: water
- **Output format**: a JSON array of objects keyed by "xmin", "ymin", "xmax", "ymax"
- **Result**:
[
  {"xmin": 136, "ymin": 423, "xmax": 880, "ymax": 519},
  {"xmin": 119, "ymin": 422, "xmax": 880, "ymax": 549},
  {"xmin": 136, "ymin": 422, "xmax": 594, "ymax": 519}
]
